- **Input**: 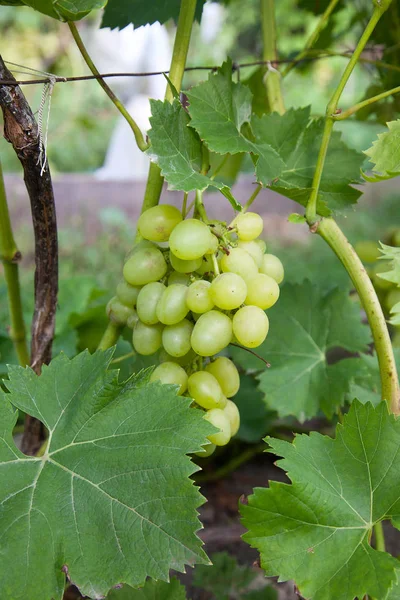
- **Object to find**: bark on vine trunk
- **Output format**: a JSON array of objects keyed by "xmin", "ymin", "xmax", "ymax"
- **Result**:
[{"xmin": 0, "ymin": 56, "xmax": 58, "ymax": 455}]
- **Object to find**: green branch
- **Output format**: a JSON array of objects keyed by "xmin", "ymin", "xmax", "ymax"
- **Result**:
[
  {"xmin": 97, "ymin": 322, "xmax": 123, "ymax": 351},
  {"xmin": 0, "ymin": 161, "xmax": 29, "ymax": 366},
  {"xmin": 333, "ymin": 84, "xmax": 400, "ymax": 120},
  {"xmin": 374, "ymin": 521, "xmax": 386, "ymax": 552},
  {"xmin": 68, "ymin": 22, "xmax": 149, "ymax": 153},
  {"xmin": 260, "ymin": 0, "xmax": 285, "ymax": 114}
]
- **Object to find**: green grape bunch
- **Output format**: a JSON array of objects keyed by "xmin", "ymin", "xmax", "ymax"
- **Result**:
[{"xmin": 106, "ymin": 204, "xmax": 284, "ymax": 456}]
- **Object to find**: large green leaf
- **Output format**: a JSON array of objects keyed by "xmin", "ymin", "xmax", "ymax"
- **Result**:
[
  {"xmin": 378, "ymin": 243, "xmax": 400, "ymax": 287},
  {"xmin": 107, "ymin": 577, "xmax": 187, "ymax": 599},
  {"xmin": 101, "ymin": 0, "xmax": 205, "ymax": 30},
  {"xmin": 363, "ymin": 119, "xmax": 400, "ymax": 182},
  {"xmin": 22, "ymin": 0, "xmax": 105, "ymax": 20},
  {"xmin": 231, "ymin": 282, "xmax": 372, "ymax": 420},
  {"xmin": 0, "ymin": 350, "xmax": 213, "ymax": 600}
]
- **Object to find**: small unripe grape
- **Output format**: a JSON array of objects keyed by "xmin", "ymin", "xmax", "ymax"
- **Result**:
[
  {"xmin": 220, "ymin": 248, "xmax": 258, "ymax": 282},
  {"xmin": 196, "ymin": 255, "xmax": 215, "ymax": 276},
  {"xmin": 385, "ymin": 289, "xmax": 400, "ymax": 312},
  {"xmin": 234, "ymin": 212, "xmax": 263, "ymax": 241},
  {"xmin": 169, "ymin": 252, "xmax": 203, "ymax": 274},
  {"xmin": 169, "ymin": 219, "xmax": 213, "ymax": 260},
  {"xmin": 123, "ymin": 246, "xmax": 167, "ymax": 286},
  {"xmin": 168, "ymin": 271, "xmax": 191, "ymax": 286},
  {"xmin": 137, "ymin": 204, "xmax": 182, "ymax": 242},
  {"xmin": 194, "ymin": 442, "xmax": 216, "ymax": 458},
  {"xmin": 223, "ymin": 400, "xmax": 240, "ymax": 436},
  {"xmin": 132, "ymin": 321, "xmax": 163, "ymax": 355},
  {"xmin": 159, "ymin": 348, "xmax": 197, "ymax": 366},
  {"xmin": 127, "ymin": 311, "xmax": 139, "ymax": 329},
  {"xmin": 255, "ymin": 239, "xmax": 267, "ymax": 254},
  {"xmin": 205, "ymin": 234, "xmax": 219, "ymax": 255},
  {"xmin": 245, "ymin": 273, "xmax": 280, "ymax": 309},
  {"xmin": 205, "ymin": 357, "xmax": 240, "ymax": 398},
  {"xmin": 106, "ymin": 296, "xmax": 136, "ymax": 325},
  {"xmin": 191, "ymin": 310, "xmax": 233, "ymax": 356},
  {"xmin": 203, "ymin": 408, "xmax": 231, "ymax": 446},
  {"xmin": 237, "ymin": 240, "xmax": 264, "ymax": 267},
  {"xmin": 188, "ymin": 371, "xmax": 225, "ymax": 409},
  {"xmin": 372, "ymin": 262, "xmax": 393, "ymax": 291},
  {"xmin": 354, "ymin": 240, "xmax": 380, "ymax": 264},
  {"xmin": 259, "ymin": 254, "xmax": 284, "ymax": 284},
  {"xmin": 156, "ymin": 284, "xmax": 189, "ymax": 325},
  {"xmin": 233, "ymin": 305, "xmax": 269, "ymax": 348},
  {"xmin": 116, "ymin": 280, "xmax": 141, "ymax": 307},
  {"xmin": 210, "ymin": 273, "xmax": 247, "ymax": 310},
  {"xmin": 150, "ymin": 361, "xmax": 188, "ymax": 395},
  {"xmin": 136, "ymin": 282, "xmax": 166, "ymax": 325},
  {"xmin": 162, "ymin": 319, "xmax": 194, "ymax": 357},
  {"xmin": 186, "ymin": 280, "xmax": 214, "ymax": 314}
]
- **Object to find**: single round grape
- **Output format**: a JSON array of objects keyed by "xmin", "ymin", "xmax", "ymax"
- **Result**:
[
  {"xmin": 106, "ymin": 296, "xmax": 136, "ymax": 325},
  {"xmin": 194, "ymin": 442, "xmax": 216, "ymax": 458},
  {"xmin": 136, "ymin": 282, "xmax": 166, "ymax": 325},
  {"xmin": 127, "ymin": 311, "xmax": 139, "ymax": 329},
  {"xmin": 223, "ymin": 400, "xmax": 240, "ymax": 437},
  {"xmin": 354, "ymin": 240, "xmax": 380, "ymax": 264},
  {"xmin": 237, "ymin": 240, "xmax": 263, "ymax": 267},
  {"xmin": 156, "ymin": 284, "xmax": 189, "ymax": 325},
  {"xmin": 220, "ymin": 248, "xmax": 258, "ymax": 282},
  {"xmin": 245, "ymin": 273, "xmax": 280, "ymax": 309},
  {"xmin": 123, "ymin": 246, "xmax": 167, "ymax": 286},
  {"xmin": 255, "ymin": 239, "xmax": 267, "ymax": 254},
  {"xmin": 188, "ymin": 371, "xmax": 225, "ymax": 409},
  {"xmin": 233, "ymin": 306, "xmax": 269, "ymax": 348},
  {"xmin": 372, "ymin": 262, "xmax": 393, "ymax": 291},
  {"xmin": 137, "ymin": 204, "xmax": 182, "ymax": 242},
  {"xmin": 196, "ymin": 255, "xmax": 215, "ymax": 276},
  {"xmin": 234, "ymin": 212, "xmax": 263, "ymax": 241},
  {"xmin": 186, "ymin": 280, "xmax": 214, "ymax": 314},
  {"xmin": 210, "ymin": 273, "xmax": 247, "ymax": 310},
  {"xmin": 159, "ymin": 348, "xmax": 197, "ymax": 366},
  {"xmin": 205, "ymin": 235, "xmax": 219, "ymax": 255},
  {"xmin": 150, "ymin": 361, "xmax": 188, "ymax": 395},
  {"xmin": 168, "ymin": 271, "xmax": 191, "ymax": 286},
  {"xmin": 203, "ymin": 408, "xmax": 231, "ymax": 446},
  {"xmin": 132, "ymin": 321, "xmax": 163, "ymax": 355},
  {"xmin": 116, "ymin": 280, "xmax": 141, "ymax": 307},
  {"xmin": 125, "ymin": 240, "xmax": 156, "ymax": 261},
  {"xmin": 205, "ymin": 357, "xmax": 240, "ymax": 398},
  {"xmin": 191, "ymin": 310, "xmax": 233, "ymax": 356},
  {"xmin": 259, "ymin": 254, "xmax": 284, "ymax": 284},
  {"xmin": 162, "ymin": 319, "xmax": 194, "ymax": 357},
  {"xmin": 169, "ymin": 219, "xmax": 213, "ymax": 260},
  {"xmin": 169, "ymin": 251, "xmax": 203, "ymax": 274}
]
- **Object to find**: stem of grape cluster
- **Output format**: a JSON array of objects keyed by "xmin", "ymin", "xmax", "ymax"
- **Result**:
[
  {"xmin": 182, "ymin": 192, "xmax": 189, "ymax": 218},
  {"xmin": 194, "ymin": 189, "xmax": 208, "ymax": 222},
  {"xmin": 98, "ymin": 322, "xmax": 123, "ymax": 351},
  {"xmin": 243, "ymin": 184, "xmax": 262, "ymax": 212},
  {"xmin": 260, "ymin": 0, "xmax": 285, "ymax": 114}
]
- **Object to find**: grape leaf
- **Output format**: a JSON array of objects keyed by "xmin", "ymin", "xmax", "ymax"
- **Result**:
[
  {"xmin": 363, "ymin": 119, "xmax": 400, "ymax": 182},
  {"xmin": 231, "ymin": 282, "xmax": 372, "ymax": 420},
  {"xmin": 347, "ymin": 349, "xmax": 400, "ymax": 405},
  {"xmin": 147, "ymin": 98, "xmax": 241, "ymax": 211},
  {"xmin": 107, "ymin": 577, "xmax": 187, "ymax": 599},
  {"xmin": 241, "ymin": 400, "xmax": 400, "ymax": 600},
  {"xmin": 390, "ymin": 302, "xmax": 400, "ymax": 326},
  {"xmin": 22, "ymin": 0, "xmax": 105, "ymax": 20},
  {"xmin": 102, "ymin": 0, "xmax": 205, "ymax": 30},
  {"xmin": 378, "ymin": 243, "xmax": 400, "ymax": 287},
  {"xmin": 0, "ymin": 350, "xmax": 213, "ymax": 600}
]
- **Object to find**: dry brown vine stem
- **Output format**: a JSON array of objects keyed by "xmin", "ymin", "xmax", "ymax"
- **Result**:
[{"xmin": 0, "ymin": 55, "xmax": 58, "ymax": 455}]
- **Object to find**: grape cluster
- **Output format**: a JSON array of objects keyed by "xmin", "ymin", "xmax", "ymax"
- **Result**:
[{"xmin": 107, "ymin": 204, "xmax": 284, "ymax": 456}]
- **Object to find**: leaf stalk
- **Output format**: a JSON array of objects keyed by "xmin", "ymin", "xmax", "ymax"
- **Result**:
[
  {"xmin": 260, "ymin": 0, "xmax": 285, "ymax": 114},
  {"xmin": 333, "ymin": 85, "xmax": 400, "ymax": 120}
]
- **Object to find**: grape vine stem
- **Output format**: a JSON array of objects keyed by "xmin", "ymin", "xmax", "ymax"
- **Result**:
[
  {"xmin": 333, "ymin": 84, "xmax": 400, "ymax": 120},
  {"xmin": 260, "ymin": 0, "xmax": 285, "ymax": 114}
]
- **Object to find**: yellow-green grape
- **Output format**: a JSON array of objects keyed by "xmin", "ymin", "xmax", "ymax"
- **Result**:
[
  {"xmin": 255, "ymin": 238, "xmax": 267, "ymax": 253},
  {"xmin": 203, "ymin": 408, "xmax": 231, "ymax": 446},
  {"xmin": 205, "ymin": 234, "xmax": 219, "ymax": 254},
  {"xmin": 371, "ymin": 262, "xmax": 393, "ymax": 291},
  {"xmin": 150, "ymin": 361, "xmax": 188, "ymax": 395},
  {"xmin": 205, "ymin": 357, "xmax": 240, "ymax": 398},
  {"xmin": 237, "ymin": 240, "xmax": 263, "ymax": 267},
  {"xmin": 196, "ymin": 255, "xmax": 215, "ymax": 276},
  {"xmin": 106, "ymin": 297, "xmax": 136, "ymax": 325},
  {"xmin": 259, "ymin": 253, "xmax": 284, "ymax": 284},
  {"xmin": 210, "ymin": 273, "xmax": 247, "ymax": 310},
  {"xmin": 125, "ymin": 239, "xmax": 156, "ymax": 261},
  {"xmin": 186, "ymin": 280, "xmax": 214, "ymax": 314},
  {"xmin": 223, "ymin": 399, "xmax": 240, "ymax": 436},
  {"xmin": 162, "ymin": 319, "xmax": 194, "ymax": 357},
  {"xmin": 127, "ymin": 311, "xmax": 140, "ymax": 329},
  {"xmin": 132, "ymin": 321, "xmax": 163, "ymax": 355},
  {"xmin": 234, "ymin": 212, "xmax": 263, "ymax": 241},
  {"xmin": 123, "ymin": 246, "xmax": 167, "ymax": 286},
  {"xmin": 156, "ymin": 284, "xmax": 189, "ymax": 325},
  {"xmin": 169, "ymin": 251, "xmax": 203, "ymax": 274},
  {"xmin": 137, "ymin": 204, "xmax": 182, "ymax": 242},
  {"xmin": 187, "ymin": 371, "xmax": 226, "ymax": 409},
  {"xmin": 194, "ymin": 442, "xmax": 216, "ymax": 458},
  {"xmin": 116, "ymin": 280, "xmax": 141, "ymax": 307},
  {"xmin": 159, "ymin": 348, "xmax": 197, "ymax": 366},
  {"xmin": 245, "ymin": 273, "xmax": 280, "ymax": 309},
  {"xmin": 136, "ymin": 282, "xmax": 166, "ymax": 325},
  {"xmin": 168, "ymin": 272, "xmax": 191, "ymax": 286},
  {"xmin": 169, "ymin": 219, "xmax": 213, "ymax": 260},
  {"xmin": 220, "ymin": 248, "xmax": 258, "ymax": 282},
  {"xmin": 191, "ymin": 310, "xmax": 233, "ymax": 356},
  {"xmin": 233, "ymin": 305, "xmax": 269, "ymax": 348},
  {"xmin": 354, "ymin": 240, "xmax": 380, "ymax": 263}
]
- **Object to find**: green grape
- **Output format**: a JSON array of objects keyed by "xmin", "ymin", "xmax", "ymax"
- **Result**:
[
  {"xmin": 354, "ymin": 240, "xmax": 380, "ymax": 263},
  {"xmin": 194, "ymin": 442, "xmax": 216, "ymax": 458},
  {"xmin": 245, "ymin": 273, "xmax": 280, "ymax": 309},
  {"xmin": 234, "ymin": 212, "xmax": 263, "ymax": 241},
  {"xmin": 205, "ymin": 234, "xmax": 219, "ymax": 255},
  {"xmin": 106, "ymin": 296, "xmax": 136, "ymax": 325},
  {"xmin": 220, "ymin": 248, "xmax": 258, "ymax": 282},
  {"xmin": 159, "ymin": 348, "xmax": 197, "ymax": 366},
  {"xmin": 210, "ymin": 273, "xmax": 247, "ymax": 310},
  {"xmin": 237, "ymin": 240, "xmax": 263, "ymax": 267},
  {"xmin": 127, "ymin": 311, "xmax": 139, "ymax": 329},
  {"xmin": 136, "ymin": 282, "xmax": 166, "ymax": 325},
  {"xmin": 255, "ymin": 239, "xmax": 267, "ymax": 254},
  {"xmin": 156, "ymin": 284, "xmax": 189, "ymax": 325},
  {"xmin": 162, "ymin": 319, "xmax": 194, "ymax": 357},
  {"xmin": 259, "ymin": 254, "xmax": 284, "ymax": 284},
  {"xmin": 191, "ymin": 311, "xmax": 202, "ymax": 321},
  {"xmin": 196, "ymin": 255, "xmax": 214, "ymax": 276},
  {"xmin": 125, "ymin": 240, "xmax": 156, "ymax": 261},
  {"xmin": 169, "ymin": 219, "xmax": 213, "ymax": 260},
  {"xmin": 203, "ymin": 408, "xmax": 231, "ymax": 446},
  {"xmin": 205, "ymin": 357, "xmax": 240, "ymax": 398},
  {"xmin": 186, "ymin": 280, "xmax": 214, "ymax": 314},
  {"xmin": 116, "ymin": 280, "xmax": 141, "ymax": 307},
  {"xmin": 168, "ymin": 271, "xmax": 191, "ymax": 286},
  {"xmin": 191, "ymin": 310, "xmax": 233, "ymax": 356},
  {"xmin": 372, "ymin": 262, "xmax": 393, "ymax": 291},
  {"xmin": 187, "ymin": 371, "xmax": 226, "ymax": 409},
  {"xmin": 169, "ymin": 251, "xmax": 203, "ymax": 274},
  {"xmin": 150, "ymin": 361, "xmax": 188, "ymax": 395},
  {"xmin": 123, "ymin": 246, "xmax": 167, "ymax": 286},
  {"xmin": 132, "ymin": 321, "xmax": 163, "ymax": 355},
  {"xmin": 223, "ymin": 400, "xmax": 240, "ymax": 437},
  {"xmin": 137, "ymin": 204, "xmax": 182, "ymax": 242},
  {"xmin": 233, "ymin": 305, "xmax": 269, "ymax": 348}
]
